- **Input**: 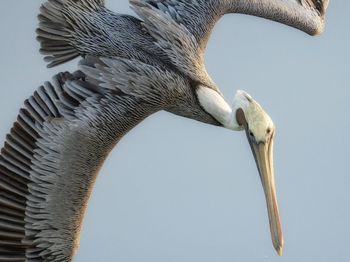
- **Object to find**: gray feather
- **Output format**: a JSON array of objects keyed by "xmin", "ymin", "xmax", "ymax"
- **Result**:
[{"xmin": 0, "ymin": 0, "xmax": 329, "ymax": 261}]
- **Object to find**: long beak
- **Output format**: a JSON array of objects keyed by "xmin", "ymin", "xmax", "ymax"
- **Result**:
[{"xmin": 246, "ymin": 130, "xmax": 284, "ymax": 256}]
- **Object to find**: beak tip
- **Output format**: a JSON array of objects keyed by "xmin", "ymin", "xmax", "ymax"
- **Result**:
[{"xmin": 276, "ymin": 246, "xmax": 283, "ymax": 256}]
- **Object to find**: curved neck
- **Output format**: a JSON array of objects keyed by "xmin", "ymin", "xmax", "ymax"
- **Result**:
[{"xmin": 196, "ymin": 86, "xmax": 243, "ymax": 131}]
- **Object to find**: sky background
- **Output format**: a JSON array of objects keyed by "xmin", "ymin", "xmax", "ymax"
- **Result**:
[{"xmin": 0, "ymin": 1, "xmax": 349, "ymax": 261}]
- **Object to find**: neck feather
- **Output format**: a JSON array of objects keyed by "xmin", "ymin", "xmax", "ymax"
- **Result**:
[{"xmin": 196, "ymin": 86, "xmax": 243, "ymax": 131}]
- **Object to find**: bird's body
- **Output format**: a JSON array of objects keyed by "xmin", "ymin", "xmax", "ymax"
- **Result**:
[{"xmin": 0, "ymin": 0, "xmax": 328, "ymax": 261}]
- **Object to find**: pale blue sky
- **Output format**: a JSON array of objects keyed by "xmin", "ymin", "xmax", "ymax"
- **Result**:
[{"xmin": 0, "ymin": 1, "xmax": 349, "ymax": 262}]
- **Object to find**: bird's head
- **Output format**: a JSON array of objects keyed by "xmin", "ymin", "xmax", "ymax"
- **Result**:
[
  {"xmin": 233, "ymin": 91, "xmax": 275, "ymax": 140},
  {"xmin": 232, "ymin": 90, "xmax": 283, "ymax": 255}
]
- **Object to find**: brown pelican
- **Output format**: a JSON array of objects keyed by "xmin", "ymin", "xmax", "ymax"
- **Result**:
[{"xmin": 0, "ymin": 0, "xmax": 328, "ymax": 261}]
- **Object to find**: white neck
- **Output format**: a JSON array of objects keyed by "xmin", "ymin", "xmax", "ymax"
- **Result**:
[{"xmin": 196, "ymin": 86, "xmax": 244, "ymax": 131}]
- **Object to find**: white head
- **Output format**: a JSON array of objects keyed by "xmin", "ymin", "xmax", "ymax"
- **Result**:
[{"xmin": 232, "ymin": 90, "xmax": 275, "ymax": 142}]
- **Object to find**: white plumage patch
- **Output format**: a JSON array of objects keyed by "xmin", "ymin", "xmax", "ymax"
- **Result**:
[
  {"xmin": 196, "ymin": 86, "xmax": 274, "ymax": 138},
  {"xmin": 196, "ymin": 85, "xmax": 239, "ymax": 129}
]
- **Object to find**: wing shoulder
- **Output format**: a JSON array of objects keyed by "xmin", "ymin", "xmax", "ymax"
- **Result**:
[
  {"xmin": 133, "ymin": 0, "xmax": 225, "ymax": 48},
  {"xmin": 130, "ymin": 0, "xmax": 220, "ymax": 90}
]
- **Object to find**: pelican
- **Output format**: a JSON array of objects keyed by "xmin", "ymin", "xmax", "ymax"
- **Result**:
[{"xmin": 0, "ymin": 0, "xmax": 328, "ymax": 261}]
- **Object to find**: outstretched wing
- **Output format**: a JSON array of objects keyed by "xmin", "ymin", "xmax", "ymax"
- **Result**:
[
  {"xmin": 0, "ymin": 70, "xmax": 163, "ymax": 261},
  {"xmin": 0, "ymin": 51, "xmax": 199, "ymax": 261}
]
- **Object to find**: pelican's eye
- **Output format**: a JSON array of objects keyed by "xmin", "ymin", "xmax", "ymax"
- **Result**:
[
  {"xmin": 267, "ymin": 128, "xmax": 272, "ymax": 134},
  {"xmin": 249, "ymin": 131, "xmax": 254, "ymax": 137}
]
